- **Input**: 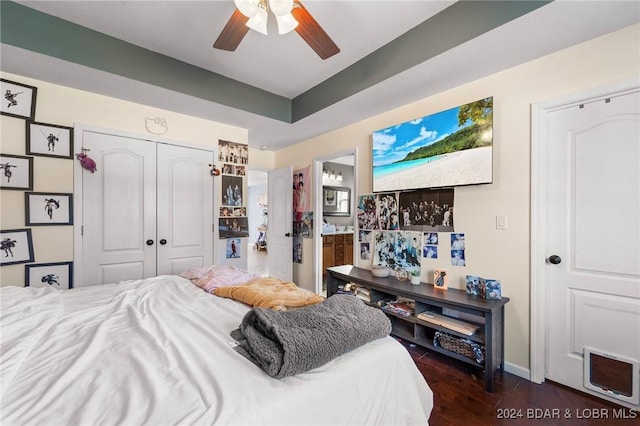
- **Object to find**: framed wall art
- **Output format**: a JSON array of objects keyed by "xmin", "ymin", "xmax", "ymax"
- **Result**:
[
  {"xmin": 0, "ymin": 153, "xmax": 33, "ymax": 191},
  {"xmin": 25, "ymin": 261, "xmax": 73, "ymax": 289},
  {"xmin": 0, "ymin": 78, "xmax": 37, "ymax": 120},
  {"xmin": 26, "ymin": 121, "xmax": 74, "ymax": 159},
  {"xmin": 0, "ymin": 228, "xmax": 34, "ymax": 266},
  {"xmin": 25, "ymin": 192, "xmax": 74, "ymax": 226}
]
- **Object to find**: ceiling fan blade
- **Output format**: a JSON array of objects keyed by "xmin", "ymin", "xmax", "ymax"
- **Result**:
[
  {"xmin": 213, "ymin": 8, "xmax": 250, "ymax": 52},
  {"xmin": 291, "ymin": 1, "xmax": 340, "ymax": 60}
]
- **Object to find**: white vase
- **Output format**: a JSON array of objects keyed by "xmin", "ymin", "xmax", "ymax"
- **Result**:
[{"xmin": 410, "ymin": 275, "xmax": 421, "ymax": 285}]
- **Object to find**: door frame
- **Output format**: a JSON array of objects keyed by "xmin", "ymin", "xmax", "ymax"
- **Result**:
[
  {"xmin": 73, "ymin": 123, "xmax": 216, "ymax": 286},
  {"xmin": 529, "ymin": 78, "xmax": 639, "ymax": 384},
  {"xmin": 313, "ymin": 147, "xmax": 358, "ymax": 294}
]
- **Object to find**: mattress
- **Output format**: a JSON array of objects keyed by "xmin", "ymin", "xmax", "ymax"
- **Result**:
[{"xmin": 0, "ymin": 275, "xmax": 433, "ymax": 425}]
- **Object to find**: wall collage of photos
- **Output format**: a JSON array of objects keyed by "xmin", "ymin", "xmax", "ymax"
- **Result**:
[
  {"xmin": 218, "ymin": 140, "xmax": 250, "ymax": 260},
  {"xmin": 292, "ymin": 165, "xmax": 312, "ymax": 263},
  {"xmin": 1, "ymin": 78, "xmax": 74, "ymax": 289},
  {"xmin": 357, "ymin": 187, "xmax": 502, "ymax": 298}
]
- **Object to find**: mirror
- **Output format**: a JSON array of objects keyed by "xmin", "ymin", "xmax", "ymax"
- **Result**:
[{"xmin": 323, "ymin": 186, "xmax": 350, "ymax": 216}]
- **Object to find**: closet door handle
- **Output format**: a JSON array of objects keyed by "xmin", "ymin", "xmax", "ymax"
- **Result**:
[
  {"xmin": 159, "ymin": 239, "xmax": 167, "ymax": 245},
  {"xmin": 146, "ymin": 239, "xmax": 154, "ymax": 246}
]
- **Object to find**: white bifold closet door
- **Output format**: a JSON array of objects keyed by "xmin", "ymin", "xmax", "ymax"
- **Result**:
[{"xmin": 80, "ymin": 131, "xmax": 213, "ymax": 286}]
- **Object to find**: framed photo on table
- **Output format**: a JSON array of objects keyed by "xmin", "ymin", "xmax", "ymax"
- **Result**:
[
  {"xmin": 25, "ymin": 192, "xmax": 73, "ymax": 225},
  {"xmin": 0, "ymin": 78, "xmax": 37, "ymax": 120},
  {"xmin": 0, "ymin": 228, "xmax": 34, "ymax": 266},
  {"xmin": 26, "ymin": 121, "xmax": 74, "ymax": 159},
  {"xmin": 0, "ymin": 153, "xmax": 33, "ymax": 191},
  {"xmin": 25, "ymin": 261, "xmax": 73, "ymax": 289}
]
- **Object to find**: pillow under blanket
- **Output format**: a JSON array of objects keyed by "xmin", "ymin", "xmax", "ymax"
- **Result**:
[{"xmin": 230, "ymin": 294, "xmax": 392, "ymax": 378}]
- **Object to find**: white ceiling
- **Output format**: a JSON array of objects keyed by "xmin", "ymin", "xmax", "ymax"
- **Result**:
[{"xmin": 4, "ymin": 1, "xmax": 640, "ymax": 151}]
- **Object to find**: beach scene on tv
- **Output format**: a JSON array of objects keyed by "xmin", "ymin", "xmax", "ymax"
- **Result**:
[{"xmin": 372, "ymin": 97, "xmax": 493, "ymax": 192}]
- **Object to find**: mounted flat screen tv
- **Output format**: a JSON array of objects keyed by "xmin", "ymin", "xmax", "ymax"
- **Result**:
[{"xmin": 372, "ymin": 96, "xmax": 493, "ymax": 192}]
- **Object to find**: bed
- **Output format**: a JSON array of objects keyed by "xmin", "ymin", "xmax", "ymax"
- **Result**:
[{"xmin": 0, "ymin": 273, "xmax": 433, "ymax": 425}]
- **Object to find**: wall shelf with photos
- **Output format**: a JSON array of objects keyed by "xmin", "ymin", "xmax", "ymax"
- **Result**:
[{"xmin": 326, "ymin": 265, "xmax": 509, "ymax": 392}]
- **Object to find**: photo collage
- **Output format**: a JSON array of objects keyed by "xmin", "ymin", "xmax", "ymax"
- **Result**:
[{"xmin": 218, "ymin": 140, "xmax": 249, "ymax": 250}]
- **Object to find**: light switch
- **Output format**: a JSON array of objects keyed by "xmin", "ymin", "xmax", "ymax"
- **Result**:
[{"xmin": 496, "ymin": 215, "xmax": 508, "ymax": 230}]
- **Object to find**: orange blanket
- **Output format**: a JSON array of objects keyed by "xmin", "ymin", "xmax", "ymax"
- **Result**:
[{"xmin": 213, "ymin": 277, "xmax": 324, "ymax": 311}]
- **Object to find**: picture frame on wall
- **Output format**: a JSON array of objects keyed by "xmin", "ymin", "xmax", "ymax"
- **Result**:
[
  {"xmin": 0, "ymin": 228, "xmax": 34, "ymax": 266},
  {"xmin": 26, "ymin": 121, "xmax": 74, "ymax": 159},
  {"xmin": 0, "ymin": 153, "xmax": 33, "ymax": 191},
  {"xmin": 25, "ymin": 192, "xmax": 74, "ymax": 226},
  {"xmin": 25, "ymin": 261, "xmax": 73, "ymax": 289},
  {"xmin": 0, "ymin": 79, "xmax": 37, "ymax": 120}
]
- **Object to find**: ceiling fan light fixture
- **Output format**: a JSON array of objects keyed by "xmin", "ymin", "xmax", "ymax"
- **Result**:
[
  {"xmin": 269, "ymin": 0, "xmax": 294, "ymax": 16},
  {"xmin": 246, "ymin": 6, "xmax": 268, "ymax": 35},
  {"xmin": 233, "ymin": 0, "xmax": 259, "ymax": 18},
  {"xmin": 275, "ymin": 12, "xmax": 298, "ymax": 35}
]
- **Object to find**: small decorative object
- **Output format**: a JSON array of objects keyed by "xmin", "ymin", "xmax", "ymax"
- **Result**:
[
  {"xmin": 76, "ymin": 149, "xmax": 97, "ymax": 173},
  {"xmin": 209, "ymin": 164, "xmax": 221, "ymax": 176},
  {"xmin": 26, "ymin": 121, "xmax": 74, "ymax": 159},
  {"xmin": 434, "ymin": 269, "xmax": 448, "ymax": 289},
  {"xmin": 395, "ymin": 267, "xmax": 409, "ymax": 282},
  {"xmin": 371, "ymin": 265, "xmax": 389, "ymax": 278},
  {"xmin": 0, "ymin": 78, "xmax": 37, "ymax": 120},
  {"xmin": 144, "ymin": 117, "xmax": 168, "ymax": 136},
  {"xmin": 25, "ymin": 192, "xmax": 73, "ymax": 226},
  {"xmin": 0, "ymin": 228, "xmax": 34, "ymax": 266},
  {"xmin": 25, "ymin": 261, "xmax": 73, "ymax": 289},
  {"xmin": 0, "ymin": 153, "xmax": 33, "ymax": 190},
  {"xmin": 410, "ymin": 269, "xmax": 421, "ymax": 285}
]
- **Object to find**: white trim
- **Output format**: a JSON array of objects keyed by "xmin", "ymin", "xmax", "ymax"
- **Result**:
[
  {"xmin": 529, "ymin": 78, "xmax": 639, "ymax": 385},
  {"xmin": 312, "ymin": 147, "xmax": 358, "ymax": 295},
  {"xmin": 504, "ymin": 362, "xmax": 530, "ymax": 381}
]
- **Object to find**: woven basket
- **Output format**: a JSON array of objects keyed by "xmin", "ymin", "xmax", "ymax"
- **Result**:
[{"xmin": 434, "ymin": 331, "xmax": 485, "ymax": 364}]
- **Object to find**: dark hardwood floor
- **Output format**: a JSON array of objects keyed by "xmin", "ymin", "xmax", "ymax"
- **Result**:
[
  {"xmin": 244, "ymin": 250, "xmax": 637, "ymax": 425},
  {"xmin": 401, "ymin": 340, "xmax": 638, "ymax": 425}
]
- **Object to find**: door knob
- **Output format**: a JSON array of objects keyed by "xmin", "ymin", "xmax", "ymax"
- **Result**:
[
  {"xmin": 285, "ymin": 233, "xmax": 291, "ymax": 237},
  {"xmin": 146, "ymin": 239, "xmax": 154, "ymax": 246},
  {"xmin": 159, "ymin": 239, "xmax": 167, "ymax": 245},
  {"xmin": 548, "ymin": 255, "xmax": 562, "ymax": 264}
]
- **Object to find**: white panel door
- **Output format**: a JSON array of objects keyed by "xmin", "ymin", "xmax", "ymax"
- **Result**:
[
  {"xmin": 156, "ymin": 143, "xmax": 213, "ymax": 275},
  {"xmin": 81, "ymin": 131, "xmax": 157, "ymax": 286},
  {"xmin": 267, "ymin": 166, "xmax": 293, "ymax": 281},
  {"xmin": 545, "ymin": 89, "xmax": 640, "ymax": 408}
]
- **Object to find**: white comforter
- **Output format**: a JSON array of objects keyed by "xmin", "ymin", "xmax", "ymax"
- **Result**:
[{"xmin": 0, "ymin": 276, "xmax": 433, "ymax": 425}]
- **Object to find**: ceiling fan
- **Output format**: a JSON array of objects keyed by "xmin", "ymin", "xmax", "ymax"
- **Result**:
[{"xmin": 213, "ymin": 0, "xmax": 340, "ymax": 60}]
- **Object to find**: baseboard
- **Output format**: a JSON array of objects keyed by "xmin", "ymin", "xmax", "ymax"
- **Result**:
[{"xmin": 504, "ymin": 362, "xmax": 530, "ymax": 380}]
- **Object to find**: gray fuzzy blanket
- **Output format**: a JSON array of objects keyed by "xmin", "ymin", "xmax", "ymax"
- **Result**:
[{"xmin": 230, "ymin": 294, "xmax": 392, "ymax": 378}]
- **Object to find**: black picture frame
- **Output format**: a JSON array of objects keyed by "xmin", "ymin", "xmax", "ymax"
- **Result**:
[
  {"xmin": 26, "ymin": 121, "xmax": 74, "ymax": 159},
  {"xmin": 25, "ymin": 192, "xmax": 74, "ymax": 226},
  {"xmin": 0, "ymin": 153, "xmax": 33, "ymax": 191},
  {"xmin": 0, "ymin": 78, "xmax": 37, "ymax": 120},
  {"xmin": 0, "ymin": 228, "xmax": 34, "ymax": 266},
  {"xmin": 25, "ymin": 261, "xmax": 74, "ymax": 289}
]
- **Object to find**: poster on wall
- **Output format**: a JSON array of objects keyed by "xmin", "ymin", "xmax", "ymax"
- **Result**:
[
  {"xmin": 294, "ymin": 212, "xmax": 313, "ymax": 238},
  {"xmin": 398, "ymin": 188, "xmax": 454, "ymax": 232},
  {"xmin": 293, "ymin": 237, "xmax": 302, "ymax": 263},
  {"xmin": 450, "ymin": 232, "xmax": 466, "ymax": 266},
  {"xmin": 0, "ymin": 78, "xmax": 37, "ymax": 120},
  {"xmin": 221, "ymin": 175, "xmax": 243, "ymax": 206},
  {"xmin": 225, "ymin": 238, "xmax": 241, "ymax": 258},
  {"xmin": 219, "ymin": 217, "xmax": 249, "ymax": 239},
  {"xmin": 372, "ymin": 230, "xmax": 421, "ymax": 271},
  {"xmin": 375, "ymin": 193, "xmax": 398, "ymax": 230},
  {"xmin": 357, "ymin": 195, "xmax": 379, "ymax": 230},
  {"xmin": 25, "ymin": 261, "xmax": 73, "ymax": 289},
  {"xmin": 293, "ymin": 166, "xmax": 310, "ymax": 222},
  {"xmin": 422, "ymin": 232, "xmax": 438, "ymax": 259},
  {"xmin": 218, "ymin": 140, "xmax": 248, "ymax": 165}
]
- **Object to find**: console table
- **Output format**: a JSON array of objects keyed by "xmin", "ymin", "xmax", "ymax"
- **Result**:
[{"xmin": 327, "ymin": 265, "xmax": 509, "ymax": 392}]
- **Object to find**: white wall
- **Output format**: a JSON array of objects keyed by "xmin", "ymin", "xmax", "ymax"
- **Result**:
[
  {"xmin": 274, "ymin": 24, "xmax": 640, "ymax": 372},
  {"xmin": 0, "ymin": 72, "xmax": 251, "ymax": 285}
]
